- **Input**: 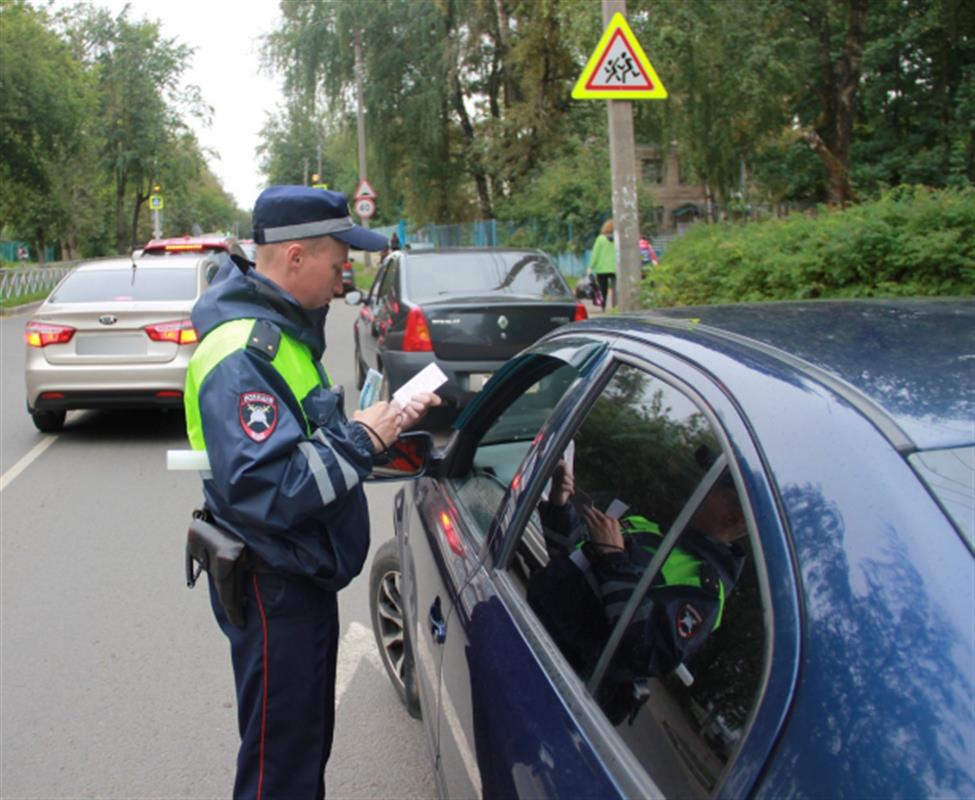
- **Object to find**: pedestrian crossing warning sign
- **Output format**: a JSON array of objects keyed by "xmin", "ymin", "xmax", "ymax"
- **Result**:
[{"xmin": 572, "ymin": 13, "xmax": 667, "ymax": 100}]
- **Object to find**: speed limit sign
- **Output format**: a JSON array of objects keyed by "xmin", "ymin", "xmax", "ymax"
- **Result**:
[{"xmin": 354, "ymin": 196, "xmax": 376, "ymax": 219}]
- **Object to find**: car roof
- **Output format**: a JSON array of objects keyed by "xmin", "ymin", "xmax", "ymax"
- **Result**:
[
  {"xmin": 580, "ymin": 298, "xmax": 974, "ymax": 452},
  {"xmin": 400, "ymin": 247, "xmax": 547, "ymax": 257},
  {"xmin": 73, "ymin": 255, "xmax": 207, "ymax": 271}
]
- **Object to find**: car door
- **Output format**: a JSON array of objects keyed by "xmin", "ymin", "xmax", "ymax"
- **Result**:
[
  {"xmin": 431, "ymin": 334, "xmax": 801, "ymax": 798},
  {"xmin": 356, "ymin": 256, "xmax": 396, "ymax": 375},
  {"xmin": 426, "ymin": 337, "xmax": 614, "ymax": 797}
]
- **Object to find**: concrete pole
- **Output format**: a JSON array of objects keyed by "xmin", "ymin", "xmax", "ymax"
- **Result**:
[
  {"xmin": 354, "ymin": 28, "xmax": 372, "ymax": 268},
  {"xmin": 603, "ymin": 0, "xmax": 641, "ymax": 311}
]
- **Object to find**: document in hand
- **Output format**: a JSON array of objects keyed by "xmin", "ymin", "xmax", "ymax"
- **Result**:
[{"xmin": 391, "ymin": 363, "xmax": 448, "ymax": 410}]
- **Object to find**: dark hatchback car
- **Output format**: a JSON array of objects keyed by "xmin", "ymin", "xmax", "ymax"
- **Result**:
[
  {"xmin": 349, "ymin": 248, "xmax": 587, "ymax": 409},
  {"xmin": 369, "ymin": 298, "xmax": 974, "ymax": 799}
]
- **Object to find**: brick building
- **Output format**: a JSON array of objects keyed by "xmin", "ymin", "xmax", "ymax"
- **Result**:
[{"xmin": 636, "ymin": 143, "xmax": 707, "ymax": 234}]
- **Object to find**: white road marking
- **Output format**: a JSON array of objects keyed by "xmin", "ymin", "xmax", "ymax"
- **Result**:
[
  {"xmin": 0, "ymin": 435, "xmax": 57, "ymax": 493},
  {"xmin": 335, "ymin": 621, "xmax": 382, "ymax": 703}
]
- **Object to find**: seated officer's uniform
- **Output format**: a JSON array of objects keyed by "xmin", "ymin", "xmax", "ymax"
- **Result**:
[
  {"xmin": 529, "ymin": 503, "xmax": 745, "ymax": 724},
  {"xmin": 184, "ymin": 186, "xmax": 388, "ymax": 799}
]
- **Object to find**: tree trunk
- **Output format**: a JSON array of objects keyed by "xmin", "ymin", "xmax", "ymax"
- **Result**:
[
  {"xmin": 115, "ymin": 166, "xmax": 128, "ymax": 254},
  {"xmin": 130, "ymin": 187, "xmax": 148, "ymax": 252},
  {"xmin": 804, "ymin": 0, "xmax": 868, "ymax": 206}
]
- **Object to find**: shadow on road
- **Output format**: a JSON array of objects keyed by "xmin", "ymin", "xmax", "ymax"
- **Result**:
[{"xmin": 62, "ymin": 408, "xmax": 187, "ymax": 442}]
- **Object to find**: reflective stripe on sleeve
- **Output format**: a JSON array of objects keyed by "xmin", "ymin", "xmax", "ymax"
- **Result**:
[
  {"xmin": 298, "ymin": 441, "xmax": 339, "ymax": 506},
  {"xmin": 312, "ymin": 429, "xmax": 361, "ymax": 493}
]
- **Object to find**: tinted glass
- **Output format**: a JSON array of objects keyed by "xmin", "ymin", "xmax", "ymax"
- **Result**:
[
  {"xmin": 50, "ymin": 268, "xmax": 199, "ymax": 302},
  {"xmin": 910, "ymin": 446, "xmax": 975, "ymax": 549},
  {"xmin": 510, "ymin": 364, "xmax": 768, "ymax": 797},
  {"xmin": 405, "ymin": 252, "xmax": 569, "ymax": 302}
]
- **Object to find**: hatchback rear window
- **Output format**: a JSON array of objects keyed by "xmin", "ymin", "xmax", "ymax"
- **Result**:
[
  {"xmin": 405, "ymin": 252, "xmax": 569, "ymax": 303},
  {"xmin": 49, "ymin": 268, "xmax": 199, "ymax": 302}
]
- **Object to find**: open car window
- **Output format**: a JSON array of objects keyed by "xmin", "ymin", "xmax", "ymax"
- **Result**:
[{"xmin": 445, "ymin": 339, "xmax": 607, "ymax": 543}]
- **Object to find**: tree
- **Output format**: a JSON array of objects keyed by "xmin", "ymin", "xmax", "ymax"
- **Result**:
[
  {"xmin": 74, "ymin": 6, "xmax": 208, "ymax": 251},
  {"xmin": 0, "ymin": 1, "xmax": 94, "ymax": 262}
]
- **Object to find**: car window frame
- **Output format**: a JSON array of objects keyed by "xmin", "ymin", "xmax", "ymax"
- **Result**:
[{"xmin": 479, "ymin": 341, "xmax": 801, "ymax": 799}]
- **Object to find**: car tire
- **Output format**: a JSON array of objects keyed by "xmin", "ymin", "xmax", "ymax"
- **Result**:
[
  {"xmin": 369, "ymin": 538, "xmax": 422, "ymax": 719},
  {"xmin": 31, "ymin": 410, "xmax": 65, "ymax": 433}
]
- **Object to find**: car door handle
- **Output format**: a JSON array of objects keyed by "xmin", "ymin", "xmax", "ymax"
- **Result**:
[{"xmin": 428, "ymin": 597, "xmax": 447, "ymax": 644}]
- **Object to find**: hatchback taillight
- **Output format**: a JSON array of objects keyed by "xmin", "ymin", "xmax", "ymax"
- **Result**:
[
  {"xmin": 24, "ymin": 321, "xmax": 76, "ymax": 347},
  {"xmin": 145, "ymin": 319, "xmax": 199, "ymax": 345},
  {"xmin": 403, "ymin": 307, "xmax": 433, "ymax": 352},
  {"xmin": 574, "ymin": 303, "xmax": 588, "ymax": 321}
]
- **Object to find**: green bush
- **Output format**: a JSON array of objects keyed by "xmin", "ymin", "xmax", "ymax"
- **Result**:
[{"xmin": 648, "ymin": 186, "xmax": 975, "ymax": 307}]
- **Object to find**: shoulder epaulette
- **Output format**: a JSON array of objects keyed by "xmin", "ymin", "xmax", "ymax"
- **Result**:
[{"xmin": 246, "ymin": 319, "xmax": 281, "ymax": 360}]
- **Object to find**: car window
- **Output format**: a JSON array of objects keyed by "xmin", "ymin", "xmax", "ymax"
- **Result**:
[
  {"xmin": 404, "ymin": 252, "xmax": 569, "ymax": 302},
  {"xmin": 379, "ymin": 259, "xmax": 399, "ymax": 303},
  {"xmin": 909, "ymin": 445, "xmax": 975, "ymax": 549},
  {"xmin": 507, "ymin": 363, "xmax": 769, "ymax": 797},
  {"xmin": 49, "ymin": 268, "xmax": 199, "ymax": 302},
  {"xmin": 449, "ymin": 357, "xmax": 583, "ymax": 539}
]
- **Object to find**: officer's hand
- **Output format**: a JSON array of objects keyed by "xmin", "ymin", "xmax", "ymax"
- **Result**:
[
  {"xmin": 353, "ymin": 402, "xmax": 402, "ymax": 453},
  {"xmin": 398, "ymin": 391, "xmax": 442, "ymax": 431},
  {"xmin": 581, "ymin": 506, "xmax": 624, "ymax": 553},
  {"xmin": 551, "ymin": 460, "xmax": 574, "ymax": 506}
]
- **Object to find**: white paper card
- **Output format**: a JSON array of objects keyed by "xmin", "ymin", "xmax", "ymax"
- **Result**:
[
  {"xmin": 605, "ymin": 498, "xmax": 629, "ymax": 520},
  {"xmin": 392, "ymin": 363, "xmax": 448, "ymax": 409}
]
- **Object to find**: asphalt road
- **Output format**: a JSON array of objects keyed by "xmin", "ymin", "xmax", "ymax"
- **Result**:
[{"xmin": 0, "ymin": 300, "xmax": 436, "ymax": 798}]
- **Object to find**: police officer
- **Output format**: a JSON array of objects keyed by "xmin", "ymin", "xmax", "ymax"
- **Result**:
[
  {"xmin": 183, "ymin": 185, "xmax": 440, "ymax": 798},
  {"xmin": 529, "ymin": 460, "xmax": 746, "ymax": 723}
]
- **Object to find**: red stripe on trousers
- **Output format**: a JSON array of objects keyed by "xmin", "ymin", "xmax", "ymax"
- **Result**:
[{"xmin": 252, "ymin": 573, "xmax": 269, "ymax": 800}]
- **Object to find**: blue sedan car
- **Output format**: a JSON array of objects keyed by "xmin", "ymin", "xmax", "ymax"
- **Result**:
[{"xmin": 369, "ymin": 298, "xmax": 974, "ymax": 799}]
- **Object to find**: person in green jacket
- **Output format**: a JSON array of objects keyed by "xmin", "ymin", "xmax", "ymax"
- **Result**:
[{"xmin": 589, "ymin": 219, "xmax": 616, "ymax": 310}]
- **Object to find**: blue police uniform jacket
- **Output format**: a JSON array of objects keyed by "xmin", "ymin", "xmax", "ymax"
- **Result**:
[{"xmin": 189, "ymin": 262, "xmax": 376, "ymax": 590}]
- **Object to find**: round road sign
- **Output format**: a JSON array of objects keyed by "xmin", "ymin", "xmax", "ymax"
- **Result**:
[{"xmin": 354, "ymin": 197, "xmax": 376, "ymax": 219}]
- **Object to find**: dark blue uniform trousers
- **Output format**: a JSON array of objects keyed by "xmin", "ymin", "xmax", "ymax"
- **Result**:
[{"xmin": 209, "ymin": 571, "xmax": 339, "ymax": 800}]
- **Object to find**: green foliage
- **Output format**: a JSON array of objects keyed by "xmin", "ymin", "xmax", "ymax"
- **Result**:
[
  {"xmin": 649, "ymin": 187, "xmax": 975, "ymax": 306},
  {"xmin": 0, "ymin": 3, "xmax": 244, "ymax": 259}
]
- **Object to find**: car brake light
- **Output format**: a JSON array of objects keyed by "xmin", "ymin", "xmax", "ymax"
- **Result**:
[
  {"xmin": 403, "ymin": 307, "xmax": 433, "ymax": 352},
  {"xmin": 145, "ymin": 319, "xmax": 199, "ymax": 345},
  {"xmin": 162, "ymin": 244, "xmax": 206, "ymax": 252},
  {"xmin": 574, "ymin": 303, "xmax": 588, "ymax": 321},
  {"xmin": 24, "ymin": 321, "xmax": 76, "ymax": 347}
]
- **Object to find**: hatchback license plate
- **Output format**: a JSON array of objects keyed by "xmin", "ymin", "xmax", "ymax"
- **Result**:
[
  {"xmin": 469, "ymin": 372, "xmax": 492, "ymax": 390},
  {"xmin": 75, "ymin": 334, "xmax": 147, "ymax": 356}
]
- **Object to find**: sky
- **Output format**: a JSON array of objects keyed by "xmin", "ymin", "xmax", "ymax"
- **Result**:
[{"xmin": 99, "ymin": 0, "xmax": 285, "ymax": 210}]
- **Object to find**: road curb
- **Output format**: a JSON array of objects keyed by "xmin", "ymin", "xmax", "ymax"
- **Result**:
[{"xmin": 0, "ymin": 301, "xmax": 42, "ymax": 318}]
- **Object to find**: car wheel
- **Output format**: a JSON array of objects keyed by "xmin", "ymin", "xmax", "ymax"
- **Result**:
[
  {"xmin": 369, "ymin": 538, "xmax": 421, "ymax": 718},
  {"xmin": 31, "ymin": 410, "xmax": 65, "ymax": 433}
]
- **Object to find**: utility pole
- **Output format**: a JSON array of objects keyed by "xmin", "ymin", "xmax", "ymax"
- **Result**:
[
  {"xmin": 354, "ymin": 28, "xmax": 372, "ymax": 268},
  {"xmin": 603, "ymin": 0, "xmax": 641, "ymax": 312}
]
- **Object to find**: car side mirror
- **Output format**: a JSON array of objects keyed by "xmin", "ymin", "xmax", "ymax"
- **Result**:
[
  {"xmin": 344, "ymin": 290, "xmax": 364, "ymax": 305},
  {"xmin": 368, "ymin": 431, "xmax": 436, "ymax": 482}
]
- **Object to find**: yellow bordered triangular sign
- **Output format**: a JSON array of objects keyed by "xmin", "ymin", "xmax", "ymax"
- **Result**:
[{"xmin": 572, "ymin": 13, "xmax": 667, "ymax": 100}]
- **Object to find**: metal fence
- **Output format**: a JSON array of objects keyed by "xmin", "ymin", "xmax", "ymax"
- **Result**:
[
  {"xmin": 0, "ymin": 265, "xmax": 75, "ymax": 305},
  {"xmin": 390, "ymin": 219, "xmax": 681, "ymax": 279}
]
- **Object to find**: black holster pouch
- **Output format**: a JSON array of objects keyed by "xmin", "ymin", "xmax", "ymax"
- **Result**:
[{"xmin": 185, "ymin": 509, "xmax": 248, "ymax": 628}]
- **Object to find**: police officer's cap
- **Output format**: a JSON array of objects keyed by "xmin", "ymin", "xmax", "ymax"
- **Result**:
[{"xmin": 252, "ymin": 185, "xmax": 388, "ymax": 251}]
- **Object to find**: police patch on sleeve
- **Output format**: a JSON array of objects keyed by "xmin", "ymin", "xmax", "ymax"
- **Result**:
[
  {"xmin": 239, "ymin": 391, "xmax": 278, "ymax": 442},
  {"xmin": 676, "ymin": 603, "xmax": 705, "ymax": 640}
]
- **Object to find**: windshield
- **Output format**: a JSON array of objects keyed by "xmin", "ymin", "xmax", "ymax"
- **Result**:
[
  {"xmin": 50, "ymin": 268, "xmax": 199, "ymax": 302},
  {"xmin": 405, "ymin": 252, "xmax": 569, "ymax": 302}
]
